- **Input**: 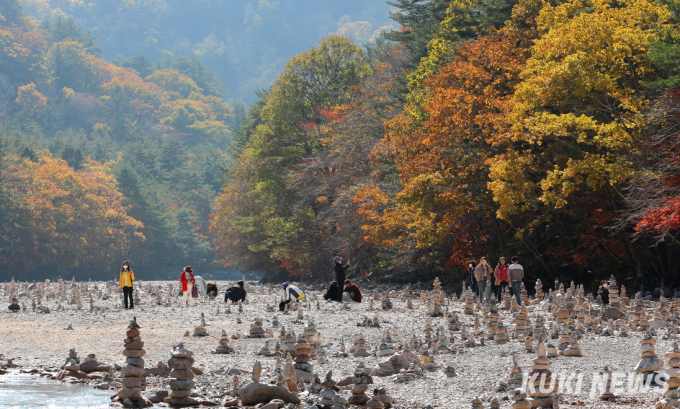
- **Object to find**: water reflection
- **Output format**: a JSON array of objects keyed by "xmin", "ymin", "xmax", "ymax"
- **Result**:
[{"xmin": 0, "ymin": 372, "xmax": 112, "ymax": 408}]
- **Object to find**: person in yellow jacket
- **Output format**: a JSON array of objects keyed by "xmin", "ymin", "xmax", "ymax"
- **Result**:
[{"xmin": 119, "ymin": 261, "xmax": 135, "ymax": 309}]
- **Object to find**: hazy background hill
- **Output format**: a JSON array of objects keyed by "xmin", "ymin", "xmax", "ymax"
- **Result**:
[{"xmin": 19, "ymin": 0, "xmax": 395, "ymax": 104}]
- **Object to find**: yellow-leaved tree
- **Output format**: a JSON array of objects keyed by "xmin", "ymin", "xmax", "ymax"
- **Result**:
[{"xmin": 489, "ymin": 0, "xmax": 670, "ymax": 220}]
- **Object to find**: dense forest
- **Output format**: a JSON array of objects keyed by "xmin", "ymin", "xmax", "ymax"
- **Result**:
[
  {"xmin": 2, "ymin": 0, "xmax": 680, "ymax": 291},
  {"xmin": 212, "ymin": 0, "xmax": 680, "ymax": 291},
  {"xmin": 0, "ymin": 0, "xmax": 233, "ymax": 280},
  {"xmin": 18, "ymin": 0, "xmax": 395, "ymax": 104}
]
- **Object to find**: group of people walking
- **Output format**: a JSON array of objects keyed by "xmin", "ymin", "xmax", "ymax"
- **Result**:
[{"xmin": 465, "ymin": 256, "xmax": 524, "ymax": 305}]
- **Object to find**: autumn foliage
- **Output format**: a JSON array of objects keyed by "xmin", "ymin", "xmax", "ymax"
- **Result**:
[
  {"xmin": 0, "ymin": 153, "xmax": 144, "ymax": 278},
  {"xmin": 0, "ymin": 1, "xmax": 234, "ymax": 279},
  {"xmin": 213, "ymin": 0, "xmax": 680, "ymax": 287}
]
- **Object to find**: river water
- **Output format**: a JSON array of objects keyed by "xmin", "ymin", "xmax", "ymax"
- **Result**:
[{"xmin": 0, "ymin": 372, "xmax": 112, "ymax": 408}]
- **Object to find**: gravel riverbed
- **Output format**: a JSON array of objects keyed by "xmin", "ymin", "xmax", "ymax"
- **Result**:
[{"xmin": 0, "ymin": 280, "xmax": 668, "ymax": 408}]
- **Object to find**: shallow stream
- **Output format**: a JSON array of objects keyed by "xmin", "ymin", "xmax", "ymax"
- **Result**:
[{"xmin": 0, "ymin": 371, "xmax": 112, "ymax": 408}]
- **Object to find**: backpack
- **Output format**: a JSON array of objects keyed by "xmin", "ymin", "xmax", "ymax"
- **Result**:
[{"xmin": 192, "ymin": 285, "xmax": 199, "ymax": 298}]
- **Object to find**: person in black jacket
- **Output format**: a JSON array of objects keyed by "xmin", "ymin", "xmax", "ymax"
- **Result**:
[
  {"xmin": 598, "ymin": 280, "xmax": 610, "ymax": 305},
  {"xmin": 225, "ymin": 280, "xmax": 246, "ymax": 304},
  {"xmin": 334, "ymin": 256, "xmax": 350, "ymax": 299},
  {"xmin": 323, "ymin": 281, "xmax": 341, "ymax": 302},
  {"xmin": 207, "ymin": 283, "xmax": 218, "ymax": 298}
]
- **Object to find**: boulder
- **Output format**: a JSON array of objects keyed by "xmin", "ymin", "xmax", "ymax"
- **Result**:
[
  {"xmin": 121, "ymin": 365, "xmax": 145, "ymax": 377},
  {"xmin": 122, "ymin": 377, "xmax": 142, "ymax": 388},
  {"xmin": 634, "ymin": 357, "xmax": 664, "ymax": 373},
  {"xmin": 55, "ymin": 370, "xmax": 89, "ymax": 380},
  {"xmin": 144, "ymin": 366, "xmax": 171, "ymax": 377},
  {"xmin": 168, "ymin": 379, "xmax": 195, "ymax": 390},
  {"xmin": 295, "ymin": 369, "xmax": 315, "ymax": 383},
  {"xmin": 169, "ymin": 369, "xmax": 194, "ymax": 381},
  {"xmin": 79, "ymin": 361, "xmax": 111, "ymax": 373},
  {"xmin": 163, "ymin": 397, "xmax": 200, "ymax": 407},
  {"xmin": 373, "ymin": 350, "xmax": 421, "ymax": 376},
  {"xmin": 125, "ymin": 357, "xmax": 145, "ymax": 367},
  {"xmin": 137, "ymin": 397, "xmax": 153, "ymax": 408},
  {"xmin": 337, "ymin": 375, "xmax": 358, "ymax": 386},
  {"xmin": 118, "ymin": 387, "xmax": 142, "ymax": 401},
  {"xmin": 239, "ymin": 382, "xmax": 301, "ymax": 406},
  {"xmin": 167, "ymin": 357, "xmax": 194, "ymax": 370},
  {"xmin": 122, "ymin": 348, "xmax": 146, "ymax": 358},
  {"xmin": 142, "ymin": 388, "xmax": 168, "ymax": 403},
  {"xmin": 223, "ymin": 398, "xmax": 239, "ymax": 407},
  {"xmin": 649, "ymin": 319, "xmax": 668, "ymax": 329},
  {"xmin": 125, "ymin": 340, "xmax": 144, "ymax": 350},
  {"xmin": 603, "ymin": 308, "xmax": 623, "ymax": 320}
]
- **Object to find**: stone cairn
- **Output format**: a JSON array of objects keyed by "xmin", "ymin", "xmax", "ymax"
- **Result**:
[
  {"xmin": 349, "ymin": 378, "xmax": 371, "ymax": 405},
  {"xmin": 319, "ymin": 371, "xmax": 337, "ymax": 406},
  {"xmin": 527, "ymin": 342, "xmax": 556, "ymax": 408},
  {"xmin": 366, "ymin": 391, "xmax": 385, "ymax": 409},
  {"xmin": 119, "ymin": 317, "xmax": 151, "ymax": 408},
  {"xmin": 248, "ymin": 317, "xmax": 267, "ymax": 338},
  {"xmin": 657, "ymin": 341, "xmax": 680, "ymax": 408},
  {"xmin": 352, "ymin": 335, "xmax": 370, "ymax": 357},
  {"xmin": 471, "ymin": 397, "xmax": 484, "ymax": 409},
  {"xmin": 463, "ymin": 289, "xmax": 475, "ymax": 315},
  {"xmin": 419, "ymin": 347, "xmax": 436, "ymax": 371},
  {"xmin": 563, "ymin": 336, "xmax": 583, "ymax": 357},
  {"xmin": 598, "ymin": 366, "xmax": 618, "ymax": 401},
  {"xmin": 164, "ymin": 342, "xmax": 199, "ymax": 407},
  {"xmin": 381, "ymin": 294, "xmax": 393, "ymax": 310},
  {"xmin": 212, "ymin": 330, "xmax": 234, "ymax": 354},
  {"xmin": 508, "ymin": 355, "xmax": 523, "ymax": 390},
  {"xmin": 193, "ymin": 323, "xmax": 207, "ymax": 337},
  {"xmin": 281, "ymin": 353, "xmax": 297, "ymax": 391},
  {"xmin": 634, "ymin": 333, "xmax": 663, "ymax": 382},
  {"xmin": 293, "ymin": 334, "xmax": 315, "ymax": 374},
  {"xmin": 303, "ymin": 321, "xmax": 320, "ymax": 344},
  {"xmin": 512, "ymin": 388, "xmax": 532, "ymax": 409}
]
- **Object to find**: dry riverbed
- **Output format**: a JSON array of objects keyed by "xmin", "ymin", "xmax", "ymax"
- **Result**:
[{"xmin": 0, "ymin": 280, "xmax": 668, "ymax": 408}]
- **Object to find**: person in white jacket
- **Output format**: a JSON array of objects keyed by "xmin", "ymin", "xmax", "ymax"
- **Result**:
[{"xmin": 279, "ymin": 282, "xmax": 305, "ymax": 311}]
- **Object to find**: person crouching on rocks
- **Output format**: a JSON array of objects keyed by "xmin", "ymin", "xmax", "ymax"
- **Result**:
[
  {"xmin": 323, "ymin": 281, "xmax": 341, "ymax": 302},
  {"xmin": 225, "ymin": 280, "xmax": 247, "ymax": 304},
  {"xmin": 207, "ymin": 282, "xmax": 218, "ymax": 298},
  {"xmin": 180, "ymin": 266, "xmax": 196, "ymax": 307},
  {"xmin": 279, "ymin": 282, "xmax": 304, "ymax": 311},
  {"xmin": 119, "ymin": 261, "xmax": 135, "ymax": 310},
  {"xmin": 343, "ymin": 280, "xmax": 362, "ymax": 303}
]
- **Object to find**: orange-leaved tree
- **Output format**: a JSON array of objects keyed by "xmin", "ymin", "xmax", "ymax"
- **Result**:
[
  {"xmin": 354, "ymin": 31, "xmax": 530, "ymax": 272},
  {"xmin": 4, "ymin": 153, "xmax": 144, "ymax": 278}
]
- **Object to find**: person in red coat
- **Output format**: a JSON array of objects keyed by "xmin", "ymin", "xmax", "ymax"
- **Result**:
[
  {"xmin": 180, "ymin": 266, "xmax": 195, "ymax": 307},
  {"xmin": 343, "ymin": 280, "xmax": 362, "ymax": 303}
]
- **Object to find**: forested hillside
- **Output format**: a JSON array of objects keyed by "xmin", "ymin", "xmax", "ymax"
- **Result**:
[
  {"xmin": 0, "ymin": 0, "xmax": 233, "ymax": 280},
  {"xmin": 213, "ymin": 0, "xmax": 680, "ymax": 291},
  {"xmin": 18, "ymin": 0, "xmax": 394, "ymax": 104},
  {"xmin": 3, "ymin": 0, "xmax": 680, "ymax": 290}
]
